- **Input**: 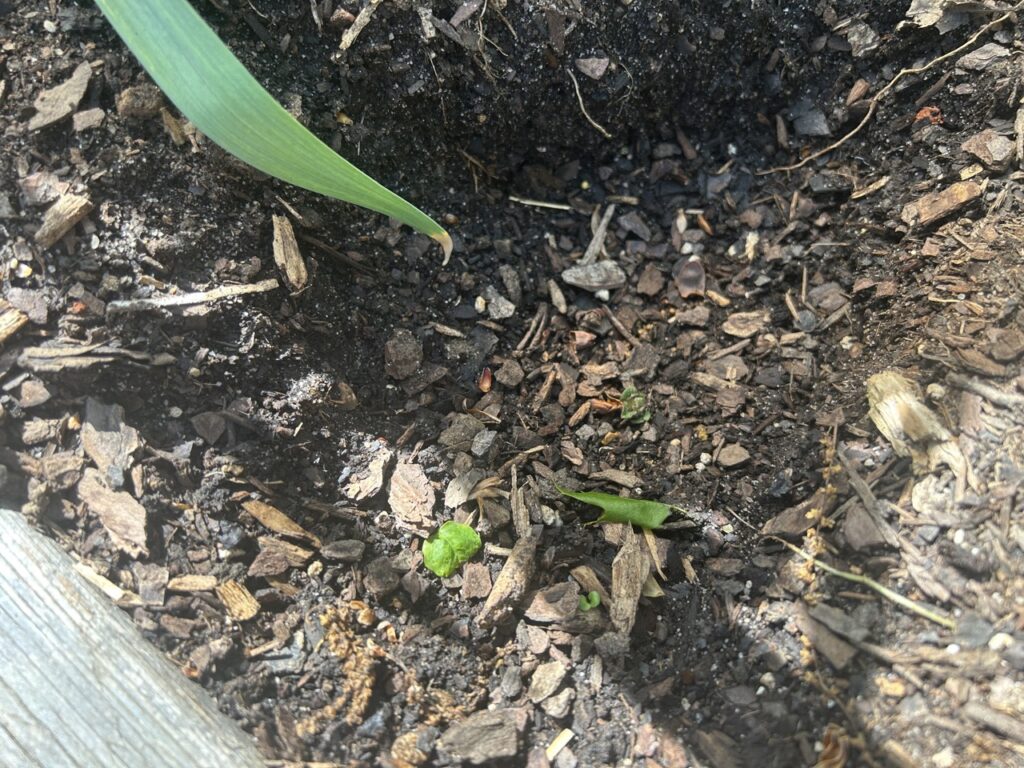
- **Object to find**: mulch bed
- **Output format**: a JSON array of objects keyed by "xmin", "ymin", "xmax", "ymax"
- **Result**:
[{"xmin": 2, "ymin": 1, "xmax": 1024, "ymax": 766}]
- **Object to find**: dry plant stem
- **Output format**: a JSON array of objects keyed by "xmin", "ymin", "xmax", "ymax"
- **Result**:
[
  {"xmin": 507, "ymin": 195, "xmax": 573, "ymax": 210},
  {"xmin": 581, "ymin": 204, "xmax": 616, "ymax": 264},
  {"xmin": 760, "ymin": 3, "xmax": 1024, "ymax": 175},
  {"xmin": 567, "ymin": 68, "xmax": 612, "ymax": 139},
  {"xmin": 947, "ymin": 371, "xmax": 1024, "ymax": 408},
  {"xmin": 769, "ymin": 536, "xmax": 957, "ymax": 631}
]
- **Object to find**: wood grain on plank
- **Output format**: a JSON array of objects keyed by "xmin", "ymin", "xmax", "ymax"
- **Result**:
[{"xmin": 0, "ymin": 508, "xmax": 263, "ymax": 768}]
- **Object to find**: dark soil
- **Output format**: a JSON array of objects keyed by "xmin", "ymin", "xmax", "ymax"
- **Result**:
[{"xmin": 4, "ymin": 1, "xmax": 1024, "ymax": 766}]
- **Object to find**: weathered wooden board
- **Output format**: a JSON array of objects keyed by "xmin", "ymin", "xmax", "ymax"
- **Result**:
[{"xmin": 0, "ymin": 508, "xmax": 263, "ymax": 768}]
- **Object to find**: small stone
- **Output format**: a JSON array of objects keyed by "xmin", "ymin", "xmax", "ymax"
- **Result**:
[
  {"xmin": 793, "ymin": 107, "xmax": 830, "ymax": 137},
  {"xmin": 500, "ymin": 665, "xmax": 522, "ymax": 698},
  {"xmin": 988, "ymin": 632, "xmax": 1015, "ymax": 652},
  {"xmin": 439, "ymin": 413, "xmax": 485, "ymax": 451},
  {"xmin": 957, "ymin": 42, "xmax": 1009, "ymax": 71},
  {"xmin": 845, "ymin": 21, "xmax": 880, "ymax": 57},
  {"xmin": 961, "ymin": 129, "xmax": 1014, "ymax": 172},
  {"xmin": 28, "ymin": 61, "xmax": 92, "ymax": 131},
  {"xmin": 562, "ymin": 261, "xmax": 626, "ymax": 292},
  {"xmin": 636, "ymin": 264, "xmax": 665, "ymax": 297},
  {"xmin": 321, "ymin": 539, "xmax": 366, "ymax": 563},
  {"xmin": 524, "ymin": 582, "xmax": 579, "ymax": 623},
  {"xmin": 495, "ymin": 360, "xmax": 525, "ymax": 387},
  {"xmin": 471, "ymin": 429, "xmax": 497, "ymax": 458},
  {"xmin": 484, "ymin": 286, "xmax": 516, "ymax": 320},
  {"xmin": 384, "ymin": 329, "xmax": 423, "ymax": 380},
  {"xmin": 541, "ymin": 687, "xmax": 575, "ymax": 719},
  {"xmin": 461, "ymin": 562, "xmax": 492, "ymax": 599},
  {"xmin": 365, "ymin": 556, "xmax": 400, "ymax": 597},
  {"xmin": 116, "ymin": 84, "xmax": 164, "ymax": 119},
  {"xmin": 528, "ymin": 660, "xmax": 568, "ymax": 703},
  {"xmin": 72, "ymin": 107, "xmax": 105, "ymax": 132},
  {"xmin": 575, "ymin": 57, "xmax": 609, "ymax": 80}
]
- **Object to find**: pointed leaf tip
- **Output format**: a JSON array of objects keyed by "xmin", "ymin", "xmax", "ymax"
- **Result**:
[{"xmin": 433, "ymin": 231, "xmax": 454, "ymax": 265}]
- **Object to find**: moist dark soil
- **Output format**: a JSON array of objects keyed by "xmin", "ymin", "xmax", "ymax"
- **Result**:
[{"xmin": 4, "ymin": 1, "xmax": 1024, "ymax": 767}]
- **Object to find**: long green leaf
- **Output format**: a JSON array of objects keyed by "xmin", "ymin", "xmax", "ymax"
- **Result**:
[
  {"xmin": 94, "ymin": 0, "xmax": 452, "ymax": 260},
  {"xmin": 556, "ymin": 487, "xmax": 671, "ymax": 530}
]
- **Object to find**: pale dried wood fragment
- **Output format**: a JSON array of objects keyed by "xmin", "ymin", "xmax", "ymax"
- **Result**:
[
  {"xmin": 242, "ymin": 499, "xmax": 321, "ymax": 547},
  {"xmin": 271, "ymin": 214, "xmax": 308, "ymax": 291},
  {"xmin": 167, "ymin": 574, "xmax": 218, "ymax": 592},
  {"xmin": 0, "ymin": 300, "xmax": 28, "ymax": 346},
  {"xmin": 35, "ymin": 193, "xmax": 93, "ymax": 248},
  {"xmin": 216, "ymin": 579, "xmax": 260, "ymax": 621}
]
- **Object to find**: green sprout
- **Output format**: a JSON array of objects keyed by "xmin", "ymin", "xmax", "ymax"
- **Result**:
[
  {"xmin": 94, "ymin": 0, "xmax": 452, "ymax": 261},
  {"xmin": 423, "ymin": 521, "xmax": 481, "ymax": 578},
  {"xmin": 556, "ymin": 487, "xmax": 674, "ymax": 530},
  {"xmin": 578, "ymin": 590, "xmax": 601, "ymax": 612},
  {"xmin": 619, "ymin": 387, "xmax": 651, "ymax": 424}
]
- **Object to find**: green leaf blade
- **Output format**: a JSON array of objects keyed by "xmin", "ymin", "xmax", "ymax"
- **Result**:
[
  {"xmin": 94, "ymin": 0, "xmax": 450, "ymax": 255},
  {"xmin": 556, "ymin": 487, "xmax": 671, "ymax": 530}
]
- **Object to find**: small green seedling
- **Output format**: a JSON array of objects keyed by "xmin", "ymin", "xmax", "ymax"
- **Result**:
[
  {"xmin": 423, "ymin": 521, "xmax": 481, "ymax": 578},
  {"xmin": 556, "ymin": 487, "xmax": 673, "ymax": 530},
  {"xmin": 619, "ymin": 387, "xmax": 651, "ymax": 424},
  {"xmin": 578, "ymin": 590, "xmax": 601, "ymax": 612},
  {"xmin": 95, "ymin": 0, "xmax": 451, "ymax": 260}
]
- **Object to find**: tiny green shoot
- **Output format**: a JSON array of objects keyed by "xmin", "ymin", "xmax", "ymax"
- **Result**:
[
  {"xmin": 423, "ymin": 521, "xmax": 482, "ymax": 578},
  {"xmin": 619, "ymin": 387, "xmax": 651, "ymax": 424},
  {"xmin": 578, "ymin": 590, "xmax": 601, "ymax": 612},
  {"xmin": 94, "ymin": 0, "xmax": 452, "ymax": 260},
  {"xmin": 556, "ymin": 487, "xmax": 672, "ymax": 530}
]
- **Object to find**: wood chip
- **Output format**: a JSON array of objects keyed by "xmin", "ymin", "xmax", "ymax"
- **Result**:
[
  {"xmin": 77, "ymin": 468, "xmax": 148, "ymax": 557},
  {"xmin": 248, "ymin": 536, "xmax": 314, "ymax": 577},
  {"xmin": 271, "ymin": 214, "xmax": 308, "ymax": 291},
  {"xmin": 34, "ymin": 193, "xmax": 93, "ymax": 248},
  {"xmin": 81, "ymin": 398, "xmax": 141, "ymax": 484},
  {"xmin": 0, "ymin": 300, "xmax": 29, "ymax": 346},
  {"xmin": 900, "ymin": 181, "xmax": 981, "ymax": 229},
  {"xmin": 388, "ymin": 461, "xmax": 435, "ymax": 531},
  {"xmin": 167, "ymin": 574, "xmax": 218, "ymax": 592},
  {"xmin": 608, "ymin": 525, "xmax": 649, "ymax": 636},
  {"xmin": 477, "ymin": 529, "xmax": 539, "ymax": 627},
  {"xmin": 242, "ymin": 499, "xmax": 321, "ymax": 548},
  {"xmin": 216, "ymin": 580, "xmax": 260, "ymax": 622},
  {"xmin": 340, "ymin": 0, "xmax": 384, "ymax": 50}
]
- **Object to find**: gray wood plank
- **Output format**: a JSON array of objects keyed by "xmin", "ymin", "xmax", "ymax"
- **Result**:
[{"xmin": 0, "ymin": 508, "xmax": 264, "ymax": 768}]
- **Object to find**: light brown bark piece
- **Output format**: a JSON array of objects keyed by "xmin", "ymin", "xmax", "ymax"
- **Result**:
[
  {"xmin": 35, "ymin": 193, "xmax": 93, "ymax": 248},
  {"xmin": 271, "ymin": 214, "xmax": 308, "ymax": 291}
]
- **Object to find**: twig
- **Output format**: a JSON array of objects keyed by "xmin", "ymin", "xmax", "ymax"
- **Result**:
[
  {"xmin": 581, "ymin": 204, "xmax": 616, "ymax": 265},
  {"xmin": 340, "ymin": 0, "xmax": 384, "ymax": 50},
  {"xmin": 106, "ymin": 279, "xmax": 279, "ymax": 316},
  {"xmin": 759, "ymin": 3, "xmax": 1024, "ymax": 175},
  {"xmin": 946, "ymin": 371, "xmax": 1024, "ymax": 409},
  {"xmin": 603, "ymin": 305, "xmax": 641, "ymax": 348},
  {"xmin": 567, "ymin": 68, "xmax": 612, "ymax": 139},
  {"xmin": 507, "ymin": 195, "xmax": 573, "ymax": 211},
  {"xmin": 769, "ymin": 536, "xmax": 957, "ymax": 631},
  {"xmin": 836, "ymin": 450, "xmax": 900, "ymax": 549}
]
